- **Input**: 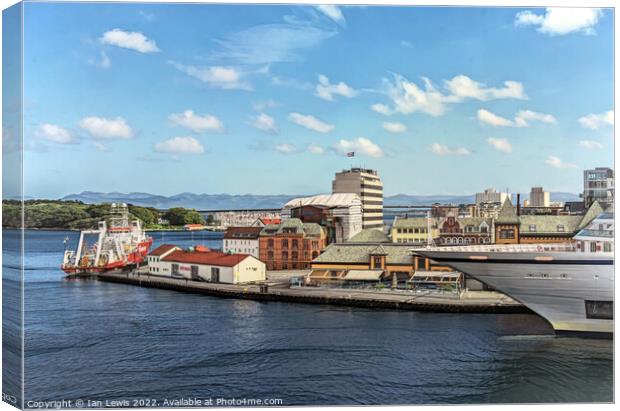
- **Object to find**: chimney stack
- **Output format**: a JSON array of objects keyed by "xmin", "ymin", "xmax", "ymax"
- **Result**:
[{"xmin": 516, "ymin": 193, "xmax": 521, "ymax": 216}]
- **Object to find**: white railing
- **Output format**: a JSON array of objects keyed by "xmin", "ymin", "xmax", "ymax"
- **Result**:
[{"xmin": 417, "ymin": 242, "xmax": 578, "ymax": 253}]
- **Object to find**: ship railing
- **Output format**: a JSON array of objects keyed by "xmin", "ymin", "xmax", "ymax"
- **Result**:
[{"xmin": 417, "ymin": 243, "xmax": 578, "ymax": 253}]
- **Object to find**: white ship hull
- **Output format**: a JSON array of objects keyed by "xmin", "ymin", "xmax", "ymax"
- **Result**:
[{"xmin": 415, "ymin": 249, "xmax": 614, "ymax": 336}]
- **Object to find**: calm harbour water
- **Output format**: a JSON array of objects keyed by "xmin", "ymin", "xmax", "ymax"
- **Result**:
[{"xmin": 2, "ymin": 229, "xmax": 614, "ymax": 406}]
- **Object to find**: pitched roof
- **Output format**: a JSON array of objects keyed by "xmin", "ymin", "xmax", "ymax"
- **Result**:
[
  {"xmin": 259, "ymin": 218, "xmax": 324, "ymax": 237},
  {"xmin": 496, "ymin": 198, "xmax": 519, "ymax": 224},
  {"xmin": 162, "ymin": 250, "xmax": 251, "ymax": 267},
  {"xmin": 223, "ymin": 226, "xmax": 263, "ymax": 240},
  {"xmin": 348, "ymin": 229, "xmax": 390, "ymax": 243},
  {"xmin": 576, "ymin": 200, "xmax": 604, "ymax": 231},
  {"xmin": 313, "ymin": 243, "xmax": 413, "ymax": 265},
  {"xmin": 519, "ymin": 215, "xmax": 582, "ymax": 234},
  {"xmin": 150, "ymin": 244, "xmax": 179, "ymax": 256},
  {"xmin": 260, "ymin": 218, "xmax": 281, "ymax": 225}
]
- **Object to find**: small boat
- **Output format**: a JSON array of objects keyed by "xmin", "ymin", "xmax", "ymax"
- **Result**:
[{"xmin": 61, "ymin": 203, "xmax": 153, "ymax": 275}]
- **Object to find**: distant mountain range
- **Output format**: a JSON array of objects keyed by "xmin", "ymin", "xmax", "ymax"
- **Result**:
[{"xmin": 60, "ymin": 191, "xmax": 582, "ymax": 210}]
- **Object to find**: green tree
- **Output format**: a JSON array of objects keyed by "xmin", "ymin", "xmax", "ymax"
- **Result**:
[{"xmin": 163, "ymin": 207, "xmax": 205, "ymax": 226}]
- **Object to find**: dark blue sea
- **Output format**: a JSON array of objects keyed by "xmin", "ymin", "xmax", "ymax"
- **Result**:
[{"xmin": 2, "ymin": 229, "xmax": 614, "ymax": 406}]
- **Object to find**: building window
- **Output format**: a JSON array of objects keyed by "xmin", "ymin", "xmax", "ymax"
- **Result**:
[
  {"xmin": 529, "ymin": 225, "xmax": 536, "ymax": 232},
  {"xmin": 292, "ymin": 239, "xmax": 299, "ymax": 249},
  {"xmin": 557, "ymin": 225, "xmax": 565, "ymax": 232},
  {"xmin": 281, "ymin": 239, "xmax": 288, "ymax": 249},
  {"xmin": 499, "ymin": 229, "xmax": 515, "ymax": 239},
  {"xmin": 267, "ymin": 239, "xmax": 274, "ymax": 248},
  {"xmin": 373, "ymin": 256, "xmax": 383, "ymax": 268}
]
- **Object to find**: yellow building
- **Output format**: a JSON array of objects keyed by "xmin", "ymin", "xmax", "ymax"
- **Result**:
[{"xmin": 391, "ymin": 216, "xmax": 439, "ymax": 245}]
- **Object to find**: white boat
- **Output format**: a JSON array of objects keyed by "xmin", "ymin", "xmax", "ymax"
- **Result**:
[{"xmin": 415, "ymin": 212, "xmax": 614, "ymax": 337}]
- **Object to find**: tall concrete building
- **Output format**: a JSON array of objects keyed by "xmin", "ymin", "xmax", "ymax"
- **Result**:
[
  {"xmin": 529, "ymin": 187, "xmax": 550, "ymax": 207},
  {"xmin": 332, "ymin": 168, "xmax": 383, "ymax": 230},
  {"xmin": 584, "ymin": 167, "xmax": 614, "ymax": 208},
  {"xmin": 475, "ymin": 188, "xmax": 510, "ymax": 205}
]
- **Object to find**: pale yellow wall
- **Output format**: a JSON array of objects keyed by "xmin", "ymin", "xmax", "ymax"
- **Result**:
[{"xmin": 391, "ymin": 227, "xmax": 439, "ymax": 243}]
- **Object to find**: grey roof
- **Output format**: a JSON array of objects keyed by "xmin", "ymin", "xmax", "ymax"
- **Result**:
[
  {"xmin": 496, "ymin": 198, "xmax": 519, "ymax": 223},
  {"xmin": 519, "ymin": 215, "xmax": 582, "ymax": 234},
  {"xmin": 303, "ymin": 222, "xmax": 324, "ymax": 236},
  {"xmin": 348, "ymin": 229, "xmax": 390, "ymax": 243},
  {"xmin": 457, "ymin": 217, "xmax": 492, "ymax": 227},
  {"xmin": 575, "ymin": 201, "xmax": 604, "ymax": 231},
  {"xmin": 313, "ymin": 243, "xmax": 414, "ymax": 265},
  {"xmin": 259, "ymin": 218, "xmax": 324, "ymax": 237},
  {"xmin": 393, "ymin": 217, "xmax": 429, "ymax": 228}
]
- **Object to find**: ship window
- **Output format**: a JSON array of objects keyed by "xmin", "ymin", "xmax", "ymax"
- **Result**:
[
  {"xmin": 590, "ymin": 242, "xmax": 597, "ymax": 252},
  {"xmin": 585, "ymin": 300, "xmax": 613, "ymax": 320},
  {"xmin": 603, "ymin": 243, "xmax": 611, "ymax": 252},
  {"xmin": 542, "ymin": 273, "xmax": 549, "ymax": 278},
  {"xmin": 560, "ymin": 273, "xmax": 568, "ymax": 279}
]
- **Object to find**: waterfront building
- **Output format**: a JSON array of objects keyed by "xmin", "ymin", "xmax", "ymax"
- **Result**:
[
  {"xmin": 147, "ymin": 244, "xmax": 266, "ymax": 284},
  {"xmin": 391, "ymin": 216, "xmax": 439, "ymax": 245},
  {"xmin": 528, "ymin": 187, "xmax": 550, "ymax": 207},
  {"xmin": 475, "ymin": 188, "xmax": 510, "ymax": 205},
  {"xmin": 223, "ymin": 226, "xmax": 263, "ymax": 258},
  {"xmin": 430, "ymin": 204, "xmax": 460, "ymax": 218},
  {"xmin": 332, "ymin": 168, "xmax": 383, "ymax": 230},
  {"xmin": 438, "ymin": 216, "xmax": 493, "ymax": 245},
  {"xmin": 494, "ymin": 198, "xmax": 520, "ymax": 244},
  {"xmin": 258, "ymin": 218, "xmax": 327, "ymax": 270},
  {"xmin": 583, "ymin": 167, "xmax": 614, "ymax": 208},
  {"xmin": 494, "ymin": 198, "xmax": 603, "ymax": 244},
  {"xmin": 308, "ymin": 243, "xmax": 458, "ymax": 288},
  {"xmin": 183, "ymin": 224, "xmax": 205, "ymax": 231},
  {"xmin": 281, "ymin": 193, "xmax": 363, "ymax": 243}
]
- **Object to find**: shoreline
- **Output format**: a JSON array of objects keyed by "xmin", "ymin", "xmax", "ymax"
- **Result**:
[{"xmin": 96, "ymin": 271, "xmax": 529, "ymax": 315}]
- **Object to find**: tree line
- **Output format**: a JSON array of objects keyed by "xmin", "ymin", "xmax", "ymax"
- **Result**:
[{"xmin": 2, "ymin": 200, "xmax": 209, "ymax": 230}]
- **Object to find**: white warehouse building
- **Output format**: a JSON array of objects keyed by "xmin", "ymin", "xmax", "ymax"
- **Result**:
[{"xmin": 147, "ymin": 244, "xmax": 266, "ymax": 284}]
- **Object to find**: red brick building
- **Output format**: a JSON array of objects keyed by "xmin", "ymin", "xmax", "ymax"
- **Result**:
[{"xmin": 258, "ymin": 218, "xmax": 327, "ymax": 270}]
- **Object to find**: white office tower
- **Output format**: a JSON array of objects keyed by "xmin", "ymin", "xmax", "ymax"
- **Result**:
[{"xmin": 332, "ymin": 168, "xmax": 383, "ymax": 230}]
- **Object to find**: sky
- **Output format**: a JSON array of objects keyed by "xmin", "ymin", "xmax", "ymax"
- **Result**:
[{"xmin": 7, "ymin": 2, "xmax": 615, "ymax": 198}]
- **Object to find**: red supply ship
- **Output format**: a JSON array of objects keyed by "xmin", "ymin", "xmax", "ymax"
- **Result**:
[{"xmin": 61, "ymin": 203, "xmax": 153, "ymax": 275}]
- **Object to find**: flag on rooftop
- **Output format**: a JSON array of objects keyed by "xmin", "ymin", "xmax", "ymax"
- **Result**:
[{"xmin": 346, "ymin": 151, "xmax": 355, "ymax": 157}]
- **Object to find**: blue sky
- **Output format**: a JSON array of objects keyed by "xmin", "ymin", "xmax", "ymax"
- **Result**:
[{"xmin": 14, "ymin": 3, "xmax": 615, "ymax": 198}]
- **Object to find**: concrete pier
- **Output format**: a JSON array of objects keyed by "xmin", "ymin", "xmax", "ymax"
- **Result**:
[{"xmin": 97, "ymin": 271, "xmax": 528, "ymax": 314}]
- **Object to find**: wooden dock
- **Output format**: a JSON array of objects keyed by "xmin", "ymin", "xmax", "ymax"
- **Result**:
[{"xmin": 97, "ymin": 272, "xmax": 528, "ymax": 314}]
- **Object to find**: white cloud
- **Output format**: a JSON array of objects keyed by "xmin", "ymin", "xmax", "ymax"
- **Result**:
[
  {"xmin": 487, "ymin": 137, "xmax": 513, "ymax": 153},
  {"xmin": 515, "ymin": 8, "xmax": 603, "ymax": 36},
  {"xmin": 253, "ymin": 99, "xmax": 278, "ymax": 112},
  {"xmin": 477, "ymin": 109, "xmax": 556, "ymax": 127},
  {"xmin": 307, "ymin": 143, "xmax": 325, "ymax": 155},
  {"xmin": 249, "ymin": 113, "xmax": 278, "ymax": 134},
  {"xmin": 579, "ymin": 140, "xmax": 603, "ymax": 149},
  {"xmin": 79, "ymin": 116, "xmax": 133, "ymax": 139},
  {"xmin": 400, "ymin": 40, "xmax": 413, "ymax": 48},
  {"xmin": 578, "ymin": 110, "xmax": 614, "ymax": 130},
  {"xmin": 169, "ymin": 61, "xmax": 252, "ymax": 90},
  {"xmin": 212, "ymin": 21, "xmax": 336, "ymax": 65},
  {"xmin": 154, "ymin": 136, "xmax": 205, "ymax": 155},
  {"xmin": 545, "ymin": 155, "xmax": 576, "ymax": 169},
  {"xmin": 169, "ymin": 110, "xmax": 224, "ymax": 133},
  {"xmin": 429, "ymin": 143, "xmax": 471, "ymax": 156},
  {"xmin": 35, "ymin": 123, "xmax": 74, "ymax": 144},
  {"xmin": 100, "ymin": 28, "xmax": 160, "ymax": 53},
  {"xmin": 477, "ymin": 109, "xmax": 515, "ymax": 127},
  {"xmin": 88, "ymin": 51, "xmax": 111, "ymax": 68},
  {"xmin": 444, "ymin": 75, "xmax": 527, "ymax": 101},
  {"xmin": 272, "ymin": 76, "xmax": 313, "ymax": 90},
  {"xmin": 315, "ymin": 74, "xmax": 357, "ymax": 101},
  {"xmin": 289, "ymin": 112, "xmax": 334, "ymax": 133},
  {"xmin": 274, "ymin": 143, "xmax": 297, "ymax": 154},
  {"xmin": 314, "ymin": 5, "xmax": 345, "ymax": 25},
  {"xmin": 381, "ymin": 74, "xmax": 526, "ymax": 118},
  {"xmin": 371, "ymin": 103, "xmax": 393, "ymax": 116},
  {"xmin": 515, "ymin": 110, "xmax": 557, "ymax": 125},
  {"xmin": 334, "ymin": 137, "xmax": 384, "ymax": 158},
  {"xmin": 382, "ymin": 122, "xmax": 407, "ymax": 133}
]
